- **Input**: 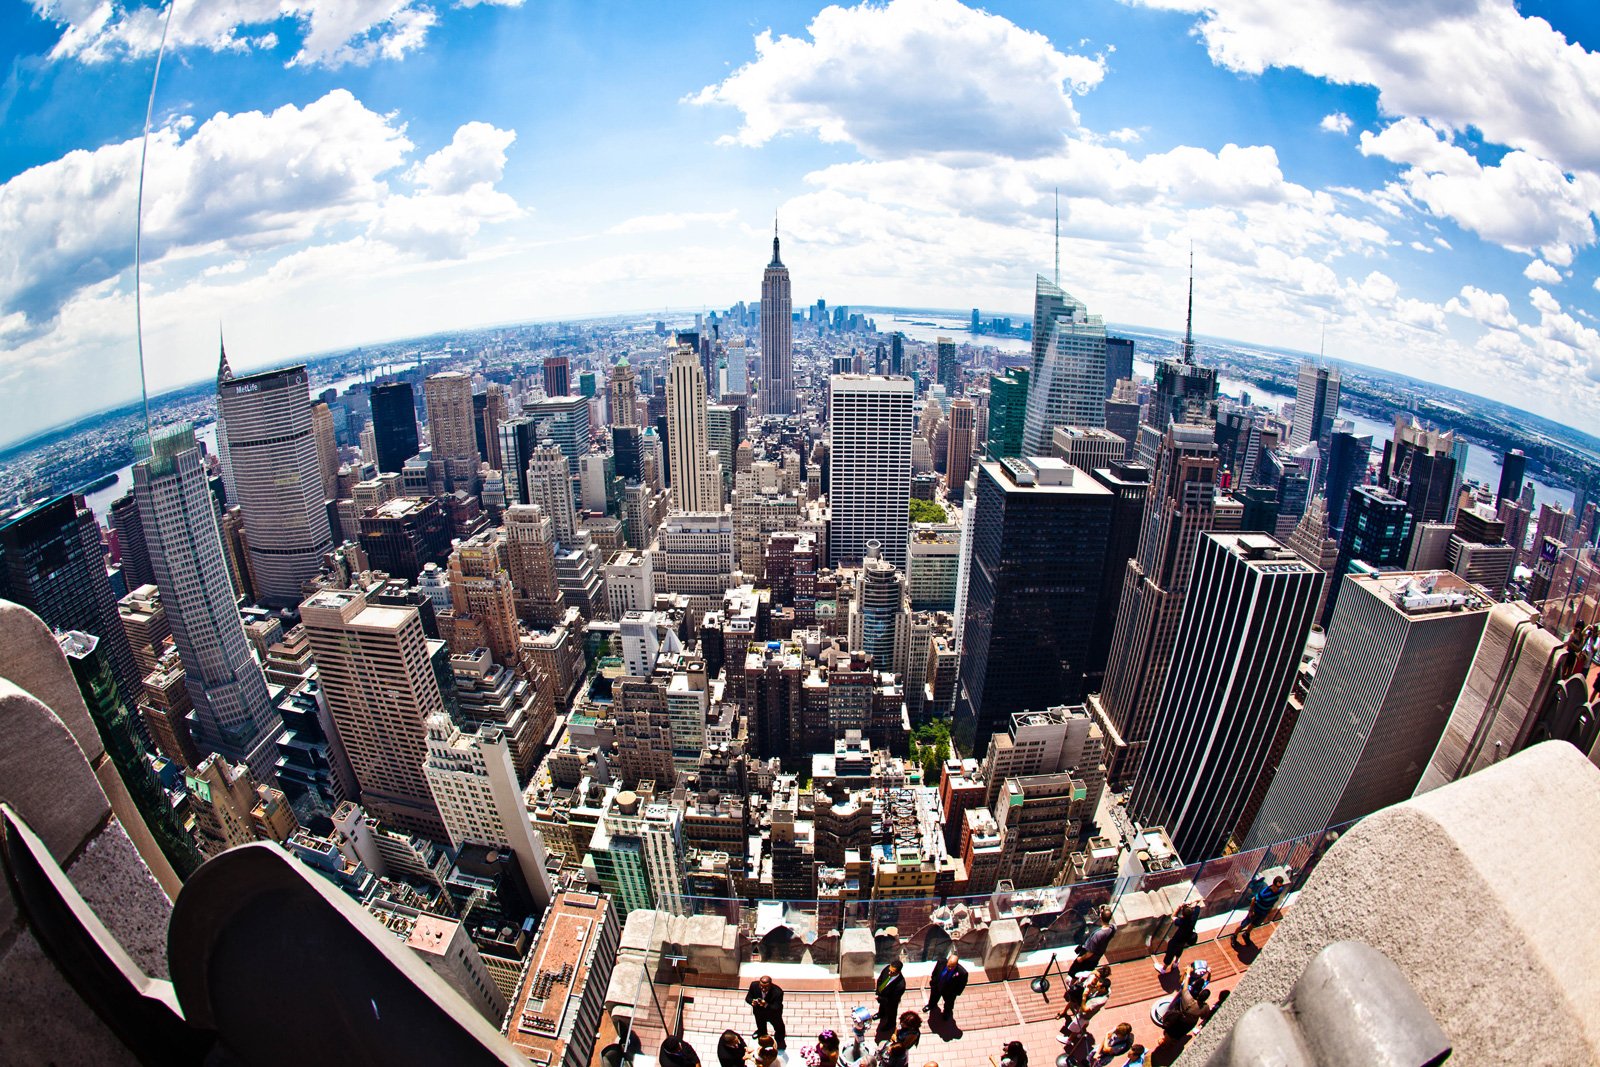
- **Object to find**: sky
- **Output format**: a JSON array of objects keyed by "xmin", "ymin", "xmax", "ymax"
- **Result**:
[{"xmin": 2, "ymin": 0, "xmax": 1599, "ymax": 446}]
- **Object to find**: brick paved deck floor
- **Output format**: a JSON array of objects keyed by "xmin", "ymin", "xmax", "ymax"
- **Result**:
[{"xmin": 669, "ymin": 925, "xmax": 1275, "ymax": 1067}]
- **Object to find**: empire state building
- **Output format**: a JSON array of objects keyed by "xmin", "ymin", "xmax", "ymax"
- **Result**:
[{"xmin": 760, "ymin": 222, "xmax": 795, "ymax": 416}]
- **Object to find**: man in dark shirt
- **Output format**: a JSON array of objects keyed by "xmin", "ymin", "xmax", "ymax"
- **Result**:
[
  {"xmin": 876, "ymin": 959, "xmax": 906, "ymax": 1031},
  {"xmin": 924, "ymin": 952, "xmax": 968, "ymax": 1020},
  {"xmin": 1070, "ymin": 906, "xmax": 1117, "ymax": 974},
  {"xmin": 745, "ymin": 974, "xmax": 787, "ymax": 1048}
]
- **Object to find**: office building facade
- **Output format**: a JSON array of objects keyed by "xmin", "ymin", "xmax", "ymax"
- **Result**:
[
  {"xmin": 829, "ymin": 375, "xmax": 914, "ymax": 568},
  {"xmin": 218, "ymin": 364, "xmax": 333, "ymax": 607},
  {"xmin": 1128, "ymin": 533, "xmax": 1322, "ymax": 862},
  {"xmin": 955, "ymin": 457, "xmax": 1112, "ymax": 755}
]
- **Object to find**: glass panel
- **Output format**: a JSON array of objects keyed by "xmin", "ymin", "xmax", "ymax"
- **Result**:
[{"xmin": 1187, "ymin": 845, "xmax": 1270, "ymax": 943}]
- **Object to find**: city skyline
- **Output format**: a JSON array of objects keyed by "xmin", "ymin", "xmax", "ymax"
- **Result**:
[{"xmin": 4, "ymin": 0, "xmax": 1600, "ymax": 444}]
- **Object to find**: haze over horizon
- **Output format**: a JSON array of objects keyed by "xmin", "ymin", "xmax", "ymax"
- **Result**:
[{"xmin": 4, "ymin": 0, "xmax": 1599, "ymax": 442}]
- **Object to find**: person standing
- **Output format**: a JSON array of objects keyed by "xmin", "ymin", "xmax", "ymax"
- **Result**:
[
  {"xmin": 718, "ymin": 1030, "xmax": 749, "ymax": 1067},
  {"xmin": 875, "ymin": 960, "xmax": 906, "ymax": 1030},
  {"xmin": 747, "ymin": 975, "xmax": 787, "ymax": 1048},
  {"xmin": 923, "ymin": 952, "xmax": 969, "ymax": 1020},
  {"xmin": 1156, "ymin": 901, "xmax": 1200, "ymax": 972},
  {"xmin": 1070, "ymin": 906, "xmax": 1117, "ymax": 974},
  {"xmin": 660, "ymin": 1036, "xmax": 702, "ymax": 1067},
  {"xmin": 1233, "ymin": 876, "xmax": 1285, "ymax": 944}
]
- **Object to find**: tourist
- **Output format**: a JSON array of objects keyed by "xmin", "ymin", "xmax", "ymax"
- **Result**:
[
  {"xmin": 746, "ymin": 974, "xmax": 788, "ymax": 1048},
  {"xmin": 660, "ymin": 1035, "xmax": 702, "ymax": 1067},
  {"xmin": 1081, "ymin": 965, "xmax": 1112, "ymax": 1018},
  {"xmin": 1070, "ymin": 906, "xmax": 1117, "ymax": 974},
  {"xmin": 924, "ymin": 952, "xmax": 969, "ymax": 1021},
  {"xmin": 718, "ymin": 1030, "xmax": 750, "ymax": 1067},
  {"xmin": 1156, "ymin": 902, "xmax": 1200, "ymax": 972},
  {"xmin": 1233, "ymin": 877, "xmax": 1285, "ymax": 943},
  {"xmin": 876, "ymin": 960, "xmax": 906, "ymax": 1030}
]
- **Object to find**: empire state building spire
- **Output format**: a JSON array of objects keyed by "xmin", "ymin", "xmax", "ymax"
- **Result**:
[{"xmin": 760, "ymin": 221, "xmax": 794, "ymax": 414}]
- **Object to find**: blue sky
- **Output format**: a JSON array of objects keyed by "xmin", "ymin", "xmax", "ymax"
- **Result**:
[{"xmin": 2, "ymin": 0, "xmax": 1598, "ymax": 444}]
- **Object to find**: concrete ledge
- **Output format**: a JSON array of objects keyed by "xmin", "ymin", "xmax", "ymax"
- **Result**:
[
  {"xmin": 0, "ymin": 601, "xmax": 103, "ymax": 763},
  {"xmin": 1181, "ymin": 741, "xmax": 1600, "ymax": 1065}
]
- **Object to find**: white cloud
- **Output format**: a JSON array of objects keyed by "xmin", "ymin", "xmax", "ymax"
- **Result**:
[
  {"xmin": 406, "ymin": 122, "xmax": 517, "ymax": 195},
  {"xmin": 1319, "ymin": 112, "xmax": 1352, "ymax": 134},
  {"xmin": 0, "ymin": 90, "xmax": 520, "ymax": 342},
  {"xmin": 1359, "ymin": 118, "xmax": 1600, "ymax": 262},
  {"xmin": 1524, "ymin": 259, "xmax": 1562, "ymax": 284},
  {"xmin": 688, "ymin": 0, "xmax": 1105, "ymax": 160},
  {"xmin": 607, "ymin": 211, "xmax": 740, "ymax": 235},
  {"xmin": 1444, "ymin": 285, "xmax": 1517, "ymax": 330},
  {"xmin": 1120, "ymin": 0, "xmax": 1600, "ymax": 176},
  {"xmin": 30, "ymin": 0, "xmax": 517, "ymax": 67}
]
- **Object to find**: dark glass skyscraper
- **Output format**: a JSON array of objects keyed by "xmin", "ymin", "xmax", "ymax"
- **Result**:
[
  {"xmin": 936, "ymin": 337, "xmax": 959, "ymax": 395},
  {"xmin": 0, "ymin": 493, "xmax": 139, "ymax": 707},
  {"xmin": 1324, "ymin": 484, "xmax": 1414, "ymax": 625},
  {"xmin": 954, "ymin": 456, "xmax": 1112, "ymax": 755},
  {"xmin": 1325, "ymin": 431, "xmax": 1373, "ymax": 537},
  {"xmin": 985, "ymin": 368, "xmax": 1029, "ymax": 461},
  {"xmin": 1498, "ymin": 448, "xmax": 1527, "ymax": 507},
  {"xmin": 1104, "ymin": 336, "xmax": 1134, "ymax": 397},
  {"xmin": 370, "ymin": 382, "xmax": 420, "ymax": 474}
]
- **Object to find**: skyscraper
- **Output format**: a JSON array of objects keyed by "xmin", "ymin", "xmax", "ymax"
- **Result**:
[
  {"xmin": 109, "ymin": 492, "xmax": 154, "ymax": 590},
  {"xmin": 955, "ymin": 457, "xmax": 1112, "ymax": 755},
  {"xmin": 986, "ymin": 368, "xmax": 1029, "ymax": 462},
  {"xmin": 1128, "ymin": 533, "xmax": 1322, "ymax": 862},
  {"xmin": 665, "ymin": 343, "xmax": 720, "ymax": 513},
  {"xmin": 310, "ymin": 401, "xmax": 340, "ymax": 500},
  {"xmin": 1104, "ymin": 337, "xmax": 1134, "ymax": 398},
  {"xmin": 890, "ymin": 333, "xmax": 905, "ymax": 377},
  {"xmin": 524, "ymin": 395, "xmax": 592, "ymax": 473},
  {"xmin": 1289, "ymin": 362, "xmax": 1342, "ymax": 452},
  {"xmin": 848, "ymin": 541, "xmax": 904, "ymax": 666},
  {"xmin": 945, "ymin": 398, "xmax": 976, "ymax": 498},
  {"xmin": 609, "ymin": 359, "xmax": 639, "ymax": 428},
  {"xmin": 370, "ymin": 382, "xmax": 420, "ymax": 474},
  {"xmin": 527, "ymin": 445, "xmax": 578, "ymax": 548},
  {"xmin": 1244, "ymin": 571, "xmax": 1490, "ymax": 847},
  {"xmin": 496, "ymin": 414, "xmax": 539, "ymax": 505},
  {"xmin": 476, "ymin": 384, "xmax": 509, "ymax": 471},
  {"xmin": 1497, "ymin": 448, "xmax": 1527, "ymax": 508},
  {"xmin": 1324, "ymin": 485, "xmax": 1414, "ymax": 625},
  {"xmin": 300, "ymin": 586, "xmax": 449, "ymax": 841},
  {"xmin": 1381, "ymin": 418, "xmax": 1457, "ymax": 524},
  {"xmin": 543, "ymin": 355, "xmax": 570, "ymax": 398},
  {"xmin": 1324, "ymin": 431, "xmax": 1372, "ymax": 537},
  {"xmin": 760, "ymin": 224, "xmax": 795, "ymax": 416},
  {"xmin": 1090, "ymin": 422, "xmax": 1221, "ymax": 785},
  {"xmin": 1021, "ymin": 276, "xmax": 1107, "ymax": 454},
  {"xmin": 1, "ymin": 493, "xmax": 140, "ymax": 707},
  {"xmin": 423, "ymin": 371, "xmax": 482, "ymax": 487},
  {"xmin": 217, "ymin": 363, "xmax": 333, "ymax": 607},
  {"xmin": 1085, "ymin": 462, "xmax": 1150, "ymax": 694},
  {"xmin": 133, "ymin": 425, "xmax": 280, "ymax": 778},
  {"xmin": 829, "ymin": 375, "xmax": 914, "ymax": 568},
  {"xmin": 936, "ymin": 337, "xmax": 959, "ymax": 395},
  {"xmin": 424, "ymin": 713, "xmax": 554, "ymax": 908}
]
